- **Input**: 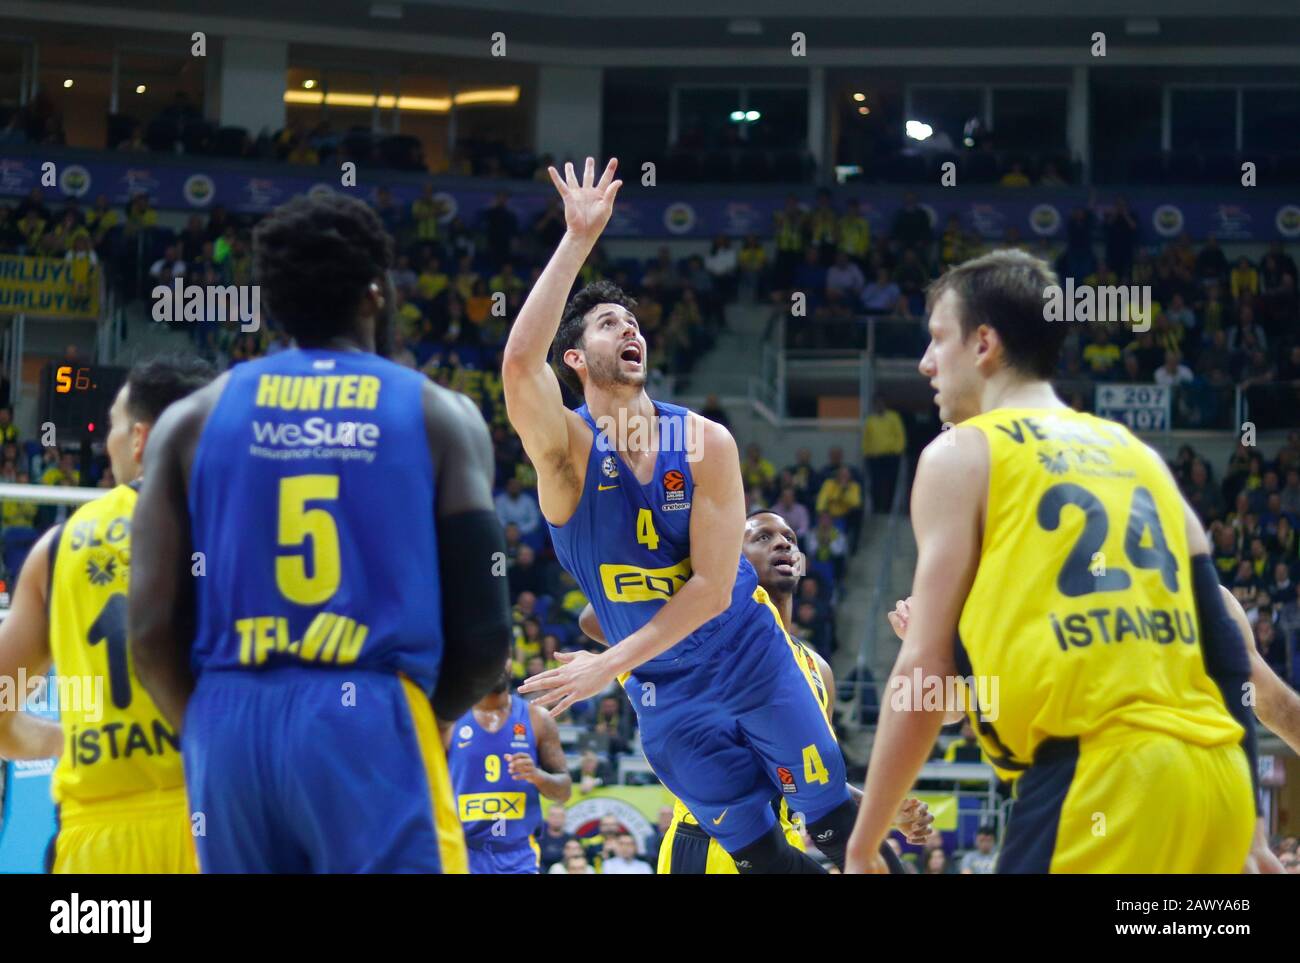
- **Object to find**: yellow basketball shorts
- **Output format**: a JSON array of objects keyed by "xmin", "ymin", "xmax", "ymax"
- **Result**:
[
  {"xmin": 657, "ymin": 812, "xmax": 805, "ymax": 874},
  {"xmin": 50, "ymin": 787, "xmax": 198, "ymax": 874},
  {"xmin": 998, "ymin": 731, "xmax": 1254, "ymax": 874}
]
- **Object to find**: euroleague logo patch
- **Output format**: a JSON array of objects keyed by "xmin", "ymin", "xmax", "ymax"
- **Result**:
[
  {"xmin": 660, "ymin": 468, "xmax": 689, "ymax": 511},
  {"xmin": 513, "ymin": 722, "xmax": 527, "ymax": 738},
  {"xmin": 777, "ymin": 766, "xmax": 797, "ymax": 793}
]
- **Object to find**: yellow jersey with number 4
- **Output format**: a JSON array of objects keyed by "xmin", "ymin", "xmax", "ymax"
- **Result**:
[
  {"xmin": 955, "ymin": 408, "xmax": 1243, "ymax": 782},
  {"xmin": 48, "ymin": 483, "xmax": 184, "ymax": 813}
]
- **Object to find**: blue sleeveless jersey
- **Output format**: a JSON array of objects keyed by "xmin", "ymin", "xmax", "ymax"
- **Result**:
[
  {"xmin": 188, "ymin": 348, "xmax": 443, "ymax": 694},
  {"xmin": 448, "ymin": 696, "xmax": 540, "ymax": 845},
  {"xmin": 547, "ymin": 400, "xmax": 760, "ymax": 673}
]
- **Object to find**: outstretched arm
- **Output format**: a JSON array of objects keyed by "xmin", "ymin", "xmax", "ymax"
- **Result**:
[
  {"xmin": 502, "ymin": 157, "xmax": 622, "ymax": 523},
  {"xmin": 0, "ymin": 528, "xmax": 62, "ymax": 760},
  {"xmin": 847, "ymin": 429, "xmax": 985, "ymax": 872}
]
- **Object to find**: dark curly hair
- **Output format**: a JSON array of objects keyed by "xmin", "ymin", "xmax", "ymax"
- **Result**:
[
  {"xmin": 252, "ymin": 193, "xmax": 394, "ymax": 345},
  {"xmin": 125, "ymin": 353, "xmax": 217, "ymax": 424},
  {"xmin": 552, "ymin": 279, "xmax": 637, "ymax": 395}
]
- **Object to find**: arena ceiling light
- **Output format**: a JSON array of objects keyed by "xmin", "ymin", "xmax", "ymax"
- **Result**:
[
  {"xmin": 63, "ymin": 78, "xmax": 73, "ymax": 88},
  {"xmin": 905, "ymin": 120, "xmax": 933, "ymax": 141},
  {"xmin": 283, "ymin": 87, "xmax": 518, "ymax": 112}
]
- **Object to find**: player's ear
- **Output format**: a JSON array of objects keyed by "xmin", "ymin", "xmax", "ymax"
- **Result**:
[
  {"xmin": 563, "ymin": 347, "xmax": 585, "ymax": 377},
  {"xmin": 131, "ymin": 420, "xmax": 149, "ymax": 464}
]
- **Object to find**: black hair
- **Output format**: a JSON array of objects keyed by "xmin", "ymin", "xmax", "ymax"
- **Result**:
[
  {"xmin": 252, "ymin": 193, "xmax": 393, "ymax": 345},
  {"xmin": 925, "ymin": 248, "xmax": 1066, "ymax": 380},
  {"xmin": 125, "ymin": 353, "xmax": 217, "ymax": 424},
  {"xmin": 552, "ymin": 279, "xmax": 637, "ymax": 395}
]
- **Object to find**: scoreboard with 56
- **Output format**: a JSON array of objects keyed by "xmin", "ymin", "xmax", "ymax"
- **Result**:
[{"xmin": 1094, "ymin": 384, "xmax": 1171, "ymax": 432}]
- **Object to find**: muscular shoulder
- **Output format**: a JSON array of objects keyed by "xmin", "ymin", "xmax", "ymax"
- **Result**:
[
  {"xmin": 913, "ymin": 426, "xmax": 988, "ymax": 526},
  {"xmin": 528, "ymin": 698, "xmax": 560, "ymax": 742},
  {"xmin": 686, "ymin": 414, "xmax": 738, "ymax": 484},
  {"xmin": 916, "ymin": 425, "xmax": 988, "ymax": 482}
]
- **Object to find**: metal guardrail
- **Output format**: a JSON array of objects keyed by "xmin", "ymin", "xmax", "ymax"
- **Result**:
[{"xmin": 847, "ymin": 453, "xmax": 910, "ymax": 734}]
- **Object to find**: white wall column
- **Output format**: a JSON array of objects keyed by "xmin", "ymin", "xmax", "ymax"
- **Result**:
[
  {"xmin": 534, "ymin": 65, "xmax": 603, "ymax": 162},
  {"xmin": 217, "ymin": 36, "xmax": 288, "ymax": 136}
]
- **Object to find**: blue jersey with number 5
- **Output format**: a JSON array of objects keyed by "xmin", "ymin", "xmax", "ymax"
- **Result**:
[{"xmin": 188, "ymin": 348, "xmax": 443, "ymax": 694}]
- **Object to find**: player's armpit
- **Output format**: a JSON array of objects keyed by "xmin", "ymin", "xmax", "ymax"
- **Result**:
[{"xmin": 0, "ymin": 527, "xmax": 62, "ymax": 760}]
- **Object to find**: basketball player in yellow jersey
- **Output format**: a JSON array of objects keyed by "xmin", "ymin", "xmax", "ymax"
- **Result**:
[
  {"xmin": 846, "ymin": 249, "xmax": 1268, "ymax": 874},
  {"xmin": 580, "ymin": 510, "xmax": 933, "ymax": 873},
  {"xmin": 0, "ymin": 355, "xmax": 213, "ymax": 872}
]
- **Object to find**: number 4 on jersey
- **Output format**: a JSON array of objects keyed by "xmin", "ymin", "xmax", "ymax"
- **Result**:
[{"xmin": 636, "ymin": 508, "xmax": 660, "ymax": 551}]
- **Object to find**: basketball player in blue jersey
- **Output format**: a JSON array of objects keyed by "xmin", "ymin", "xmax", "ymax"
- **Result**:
[
  {"xmin": 506, "ymin": 157, "xmax": 860, "ymax": 874},
  {"xmin": 580, "ymin": 510, "xmax": 933, "ymax": 873},
  {"xmin": 129, "ymin": 194, "xmax": 514, "ymax": 873},
  {"xmin": 448, "ymin": 654, "xmax": 572, "ymax": 874}
]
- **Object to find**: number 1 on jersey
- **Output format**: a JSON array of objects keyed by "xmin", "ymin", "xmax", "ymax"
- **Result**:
[{"xmin": 636, "ymin": 508, "xmax": 660, "ymax": 551}]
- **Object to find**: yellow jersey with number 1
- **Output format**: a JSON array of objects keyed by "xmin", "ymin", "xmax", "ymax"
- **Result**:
[
  {"xmin": 48, "ymin": 483, "xmax": 185, "ymax": 812},
  {"xmin": 955, "ymin": 408, "xmax": 1243, "ymax": 781}
]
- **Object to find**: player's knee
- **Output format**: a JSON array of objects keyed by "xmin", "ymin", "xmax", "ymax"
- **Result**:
[
  {"xmin": 727, "ymin": 824, "xmax": 826, "ymax": 875},
  {"xmin": 805, "ymin": 799, "xmax": 859, "ymax": 870}
]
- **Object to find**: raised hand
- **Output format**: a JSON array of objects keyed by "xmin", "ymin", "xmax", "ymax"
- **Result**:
[{"xmin": 547, "ymin": 156, "xmax": 622, "ymax": 242}]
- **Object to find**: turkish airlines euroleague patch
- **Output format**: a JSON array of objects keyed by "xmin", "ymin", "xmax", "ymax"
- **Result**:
[
  {"xmin": 661, "ymin": 469, "xmax": 688, "ymax": 512},
  {"xmin": 777, "ymin": 766, "xmax": 797, "ymax": 793}
]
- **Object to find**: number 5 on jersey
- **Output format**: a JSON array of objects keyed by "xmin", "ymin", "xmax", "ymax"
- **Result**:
[{"xmin": 276, "ymin": 475, "xmax": 341, "ymax": 605}]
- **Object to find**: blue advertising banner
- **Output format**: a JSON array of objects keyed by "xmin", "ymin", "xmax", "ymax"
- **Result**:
[
  {"xmin": 0, "ymin": 671, "xmax": 57, "ymax": 873},
  {"xmin": 2, "ymin": 150, "xmax": 1298, "ymax": 241}
]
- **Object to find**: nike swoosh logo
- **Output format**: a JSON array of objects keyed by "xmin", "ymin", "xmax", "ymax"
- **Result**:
[
  {"xmin": 456, "ymin": 741, "xmax": 472, "ymax": 748},
  {"xmin": 712, "ymin": 809, "xmax": 728, "ymax": 825},
  {"xmin": 598, "ymin": 484, "xmax": 618, "ymax": 491}
]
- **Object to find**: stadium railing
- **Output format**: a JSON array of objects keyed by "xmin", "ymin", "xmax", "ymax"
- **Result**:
[{"xmin": 845, "ymin": 453, "xmax": 910, "ymax": 735}]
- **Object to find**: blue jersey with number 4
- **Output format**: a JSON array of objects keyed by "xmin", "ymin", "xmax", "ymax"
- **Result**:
[
  {"xmin": 547, "ymin": 400, "xmax": 759, "ymax": 674},
  {"xmin": 188, "ymin": 348, "xmax": 443, "ymax": 694}
]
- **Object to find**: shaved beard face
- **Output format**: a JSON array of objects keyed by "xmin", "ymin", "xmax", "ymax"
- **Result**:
[{"xmin": 585, "ymin": 344, "xmax": 646, "ymax": 390}]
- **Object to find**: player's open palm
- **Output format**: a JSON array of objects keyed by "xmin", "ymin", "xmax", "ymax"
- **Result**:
[
  {"xmin": 519, "ymin": 648, "xmax": 615, "ymax": 717},
  {"xmin": 548, "ymin": 156, "xmax": 622, "ymax": 241}
]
